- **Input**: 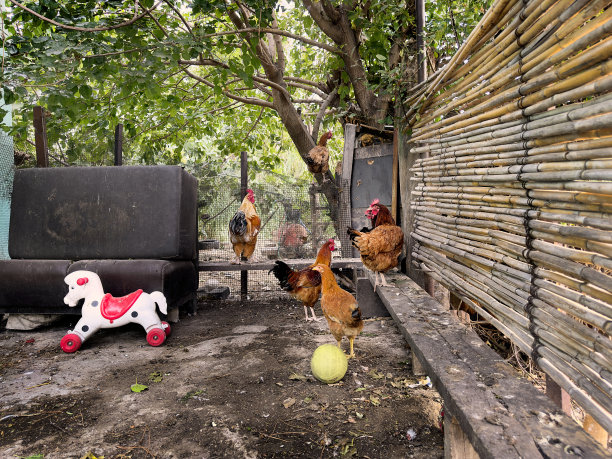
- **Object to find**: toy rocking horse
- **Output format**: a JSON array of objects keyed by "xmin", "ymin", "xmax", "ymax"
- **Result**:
[{"xmin": 60, "ymin": 270, "xmax": 171, "ymax": 353}]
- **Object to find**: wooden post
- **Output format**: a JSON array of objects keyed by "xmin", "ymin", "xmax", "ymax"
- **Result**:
[
  {"xmin": 444, "ymin": 415, "xmax": 479, "ymax": 459},
  {"xmin": 114, "ymin": 123, "xmax": 123, "ymax": 166},
  {"xmin": 33, "ymin": 106, "xmax": 49, "ymax": 168},
  {"xmin": 391, "ymin": 129, "xmax": 399, "ymax": 224},
  {"xmin": 416, "ymin": 0, "xmax": 426, "ymax": 83},
  {"xmin": 583, "ymin": 414, "xmax": 609, "ymax": 448},
  {"xmin": 545, "ymin": 374, "xmax": 572, "ymax": 416},
  {"xmin": 240, "ymin": 151, "xmax": 248, "ymax": 300},
  {"xmin": 412, "ymin": 350, "xmax": 426, "ymax": 376},
  {"xmin": 341, "ymin": 124, "xmax": 358, "ymax": 257}
]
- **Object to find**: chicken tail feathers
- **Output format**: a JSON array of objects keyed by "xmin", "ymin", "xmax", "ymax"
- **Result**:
[
  {"xmin": 269, "ymin": 260, "xmax": 295, "ymax": 291},
  {"xmin": 352, "ymin": 307, "xmax": 362, "ymax": 320},
  {"xmin": 347, "ymin": 227, "xmax": 363, "ymax": 248},
  {"xmin": 229, "ymin": 210, "xmax": 247, "ymax": 236}
]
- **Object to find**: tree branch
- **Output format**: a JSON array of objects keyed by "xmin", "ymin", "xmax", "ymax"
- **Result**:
[
  {"xmin": 301, "ymin": 0, "xmax": 343, "ymax": 43},
  {"xmin": 178, "ymin": 59, "xmax": 291, "ymax": 98},
  {"xmin": 163, "ymin": 0, "xmax": 193, "ymax": 36},
  {"xmin": 10, "ymin": 0, "xmax": 163, "ymax": 32},
  {"xmin": 202, "ymin": 27, "xmax": 338, "ymax": 54},
  {"xmin": 182, "ymin": 68, "xmax": 274, "ymax": 108},
  {"xmin": 312, "ymin": 87, "xmax": 338, "ymax": 141},
  {"xmin": 285, "ymin": 81, "xmax": 327, "ymax": 99}
]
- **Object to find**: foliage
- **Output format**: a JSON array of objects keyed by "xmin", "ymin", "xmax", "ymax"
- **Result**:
[
  {"xmin": 425, "ymin": 0, "xmax": 492, "ymax": 69},
  {"xmin": 3, "ymin": 0, "xmax": 489, "ymax": 180}
]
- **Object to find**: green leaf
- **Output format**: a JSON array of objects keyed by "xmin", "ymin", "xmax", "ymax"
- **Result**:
[
  {"xmin": 79, "ymin": 85, "xmax": 92, "ymax": 98},
  {"xmin": 131, "ymin": 381, "xmax": 148, "ymax": 393}
]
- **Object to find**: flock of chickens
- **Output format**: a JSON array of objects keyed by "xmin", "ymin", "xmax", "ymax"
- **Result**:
[{"xmin": 228, "ymin": 181, "xmax": 404, "ymax": 359}]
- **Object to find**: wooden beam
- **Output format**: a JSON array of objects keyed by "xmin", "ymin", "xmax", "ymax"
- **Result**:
[
  {"xmin": 198, "ymin": 258, "xmax": 362, "ymax": 272},
  {"xmin": 369, "ymin": 271, "xmax": 608, "ymax": 458},
  {"xmin": 33, "ymin": 106, "xmax": 48, "ymax": 168},
  {"xmin": 391, "ymin": 129, "xmax": 399, "ymax": 223}
]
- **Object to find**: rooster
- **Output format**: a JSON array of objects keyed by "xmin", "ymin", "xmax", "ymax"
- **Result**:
[
  {"xmin": 269, "ymin": 239, "xmax": 335, "ymax": 321},
  {"xmin": 306, "ymin": 131, "xmax": 332, "ymax": 174},
  {"xmin": 347, "ymin": 199, "xmax": 404, "ymax": 291},
  {"xmin": 311, "ymin": 264, "xmax": 363, "ymax": 358},
  {"xmin": 229, "ymin": 189, "xmax": 261, "ymax": 264}
]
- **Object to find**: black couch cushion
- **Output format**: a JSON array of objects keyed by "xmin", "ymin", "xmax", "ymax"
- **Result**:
[
  {"xmin": 0, "ymin": 260, "xmax": 72, "ymax": 313},
  {"xmin": 9, "ymin": 166, "xmax": 197, "ymax": 260}
]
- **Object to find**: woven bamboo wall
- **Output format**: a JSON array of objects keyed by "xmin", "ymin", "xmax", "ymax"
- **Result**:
[{"xmin": 401, "ymin": 0, "xmax": 612, "ymax": 432}]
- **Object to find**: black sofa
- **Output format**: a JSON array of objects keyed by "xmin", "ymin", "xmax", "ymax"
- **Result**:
[{"xmin": 0, "ymin": 165, "xmax": 198, "ymax": 315}]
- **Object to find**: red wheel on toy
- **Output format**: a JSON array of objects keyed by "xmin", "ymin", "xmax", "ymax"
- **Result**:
[
  {"xmin": 146, "ymin": 328, "xmax": 166, "ymax": 346},
  {"xmin": 161, "ymin": 321, "xmax": 171, "ymax": 337},
  {"xmin": 60, "ymin": 333, "xmax": 82, "ymax": 353}
]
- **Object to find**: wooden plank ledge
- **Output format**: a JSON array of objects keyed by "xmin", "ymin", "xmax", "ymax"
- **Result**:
[
  {"xmin": 369, "ymin": 271, "xmax": 608, "ymax": 459},
  {"xmin": 198, "ymin": 257, "xmax": 362, "ymax": 272}
]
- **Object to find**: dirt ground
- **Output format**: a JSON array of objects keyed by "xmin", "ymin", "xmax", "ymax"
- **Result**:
[{"xmin": 0, "ymin": 295, "xmax": 444, "ymax": 459}]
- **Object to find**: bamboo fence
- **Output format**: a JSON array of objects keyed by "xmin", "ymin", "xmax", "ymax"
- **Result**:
[{"xmin": 402, "ymin": 0, "xmax": 612, "ymax": 433}]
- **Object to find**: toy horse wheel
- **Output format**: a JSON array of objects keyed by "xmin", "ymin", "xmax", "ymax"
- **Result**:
[
  {"xmin": 146, "ymin": 328, "xmax": 166, "ymax": 346},
  {"xmin": 161, "ymin": 321, "xmax": 171, "ymax": 337},
  {"xmin": 60, "ymin": 334, "xmax": 82, "ymax": 353}
]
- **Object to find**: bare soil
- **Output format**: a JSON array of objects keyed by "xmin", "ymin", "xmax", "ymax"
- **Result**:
[{"xmin": 0, "ymin": 296, "xmax": 443, "ymax": 458}]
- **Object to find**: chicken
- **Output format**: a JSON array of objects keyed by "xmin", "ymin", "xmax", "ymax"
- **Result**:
[
  {"xmin": 269, "ymin": 239, "xmax": 335, "ymax": 321},
  {"xmin": 305, "ymin": 131, "xmax": 332, "ymax": 174},
  {"xmin": 347, "ymin": 199, "xmax": 404, "ymax": 291},
  {"xmin": 278, "ymin": 223, "xmax": 309, "ymax": 248},
  {"xmin": 229, "ymin": 189, "xmax": 261, "ymax": 264},
  {"xmin": 311, "ymin": 264, "xmax": 363, "ymax": 358}
]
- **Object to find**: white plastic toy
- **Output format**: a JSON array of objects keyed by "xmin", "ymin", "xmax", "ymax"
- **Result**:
[{"xmin": 60, "ymin": 270, "xmax": 170, "ymax": 353}]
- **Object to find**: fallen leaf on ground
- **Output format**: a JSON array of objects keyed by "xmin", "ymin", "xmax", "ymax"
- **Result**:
[
  {"xmin": 283, "ymin": 398, "xmax": 296, "ymax": 408},
  {"xmin": 289, "ymin": 372, "xmax": 308, "ymax": 381},
  {"xmin": 149, "ymin": 371, "xmax": 163, "ymax": 383}
]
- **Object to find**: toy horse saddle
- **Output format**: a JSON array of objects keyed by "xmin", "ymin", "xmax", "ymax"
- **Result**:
[{"xmin": 100, "ymin": 289, "xmax": 143, "ymax": 322}]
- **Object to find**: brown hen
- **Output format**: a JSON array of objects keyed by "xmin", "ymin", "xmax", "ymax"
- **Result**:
[
  {"xmin": 347, "ymin": 199, "xmax": 404, "ymax": 291},
  {"xmin": 270, "ymin": 239, "xmax": 335, "ymax": 321},
  {"xmin": 312, "ymin": 264, "xmax": 363, "ymax": 358}
]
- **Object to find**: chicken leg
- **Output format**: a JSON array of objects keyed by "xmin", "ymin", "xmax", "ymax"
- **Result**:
[
  {"xmin": 378, "ymin": 272, "xmax": 392, "ymax": 288},
  {"xmin": 348, "ymin": 336, "xmax": 357, "ymax": 359},
  {"xmin": 305, "ymin": 306, "xmax": 321, "ymax": 322}
]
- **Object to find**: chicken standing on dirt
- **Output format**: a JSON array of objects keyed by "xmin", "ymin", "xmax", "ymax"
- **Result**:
[
  {"xmin": 312, "ymin": 264, "xmax": 363, "ymax": 358},
  {"xmin": 229, "ymin": 189, "xmax": 261, "ymax": 264},
  {"xmin": 269, "ymin": 239, "xmax": 335, "ymax": 321},
  {"xmin": 305, "ymin": 131, "xmax": 332, "ymax": 174},
  {"xmin": 347, "ymin": 199, "xmax": 404, "ymax": 291}
]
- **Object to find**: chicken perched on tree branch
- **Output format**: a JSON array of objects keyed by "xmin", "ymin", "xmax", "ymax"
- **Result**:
[
  {"xmin": 348, "ymin": 199, "xmax": 404, "ymax": 291},
  {"xmin": 305, "ymin": 131, "xmax": 332, "ymax": 174},
  {"xmin": 270, "ymin": 239, "xmax": 335, "ymax": 321},
  {"xmin": 312, "ymin": 264, "xmax": 363, "ymax": 358}
]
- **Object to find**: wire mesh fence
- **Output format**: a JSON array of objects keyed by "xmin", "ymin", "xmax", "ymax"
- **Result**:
[
  {"xmin": 0, "ymin": 130, "xmax": 14, "ymax": 260},
  {"xmin": 198, "ymin": 178, "xmax": 352, "ymax": 299}
]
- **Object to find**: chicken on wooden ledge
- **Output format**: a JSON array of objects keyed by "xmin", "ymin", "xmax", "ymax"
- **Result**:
[
  {"xmin": 229, "ymin": 189, "xmax": 261, "ymax": 264},
  {"xmin": 269, "ymin": 239, "xmax": 335, "ymax": 321},
  {"xmin": 347, "ymin": 199, "xmax": 404, "ymax": 291},
  {"xmin": 312, "ymin": 264, "xmax": 363, "ymax": 358}
]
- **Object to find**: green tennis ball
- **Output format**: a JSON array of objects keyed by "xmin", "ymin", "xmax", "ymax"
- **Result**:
[{"xmin": 311, "ymin": 343, "xmax": 348, "ymax": 384}]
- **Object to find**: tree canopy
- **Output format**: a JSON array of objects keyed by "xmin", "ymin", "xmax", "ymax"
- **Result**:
[{"xmin": 3, "ymin": 0, "xmax": 489, "ymax": 187}]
